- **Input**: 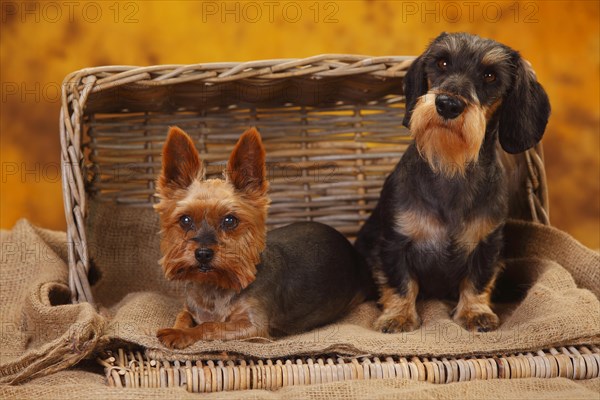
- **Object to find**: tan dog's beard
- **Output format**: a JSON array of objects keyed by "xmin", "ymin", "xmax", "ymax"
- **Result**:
[{"xmin": 409, "ymin": 93, "xmax": 486, "ymax": 178}]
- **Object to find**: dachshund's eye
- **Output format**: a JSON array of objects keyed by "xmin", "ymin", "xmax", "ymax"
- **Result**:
[
  {"xmin": 483, "ymin": 71, "xmax": 496, "ymax": 83},
  {"xmin": 437, "ymin": 58, "xmax": 449, "ymax": 71},
  {"xmin": 221, "ymin": 215, "xmax": 239, "ymax": 231},
  {"xmin": 179, "ymin": 215, "xmax": 193, "ymax": 229}
]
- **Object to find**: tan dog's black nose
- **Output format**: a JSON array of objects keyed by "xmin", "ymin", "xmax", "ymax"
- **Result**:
[
  {"xmin": 435, "ymin": 94, "xmax": 465, "ymax": 120},
  {"xmin": 195, "ymin": 248, "xmax": 214, "ymax": 263}
]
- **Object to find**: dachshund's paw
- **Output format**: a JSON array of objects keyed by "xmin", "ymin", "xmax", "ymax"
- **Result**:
[
  {"xmin": 455, "ymin": 310, "xmax": 499, "ymax": 332},
  {"xmin": 374, "ymin": 312, "xmax": 421, "ymax": 333}
]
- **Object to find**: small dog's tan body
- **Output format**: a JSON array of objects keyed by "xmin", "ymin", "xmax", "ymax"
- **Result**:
[{"xmin": 155, "ymin": 127, "xmax": 371, "ymax": 349}]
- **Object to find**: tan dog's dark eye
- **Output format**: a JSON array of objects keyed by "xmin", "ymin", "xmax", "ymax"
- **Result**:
[
  {"xmin": 484, "ymin": 71, "xmax": 496, "ymax": 83},
  {"xmin": 222, "ymin": 215, "xmax": 239, "ymax": 230},
  {"xmin": 179, "ymin": 215, "xmax": 193, "ymax": 229},
  {"xmin": 437, "ymin": 58, "xmax": 449, "ymax": 71}
]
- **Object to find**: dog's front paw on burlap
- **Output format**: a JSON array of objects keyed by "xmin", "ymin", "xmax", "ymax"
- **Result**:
[
  {"xmin": 454, "ymin": 310, "xmax": 500, "ymax": 332},
  {"xmin": 374, "ymin": 312, "xmax": 421, "ymax": 333},
  {"xmin": 157, "ymin": 328, "xmax": 195, "ymax": 349}
]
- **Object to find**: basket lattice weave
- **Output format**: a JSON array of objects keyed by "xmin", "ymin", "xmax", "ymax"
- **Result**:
[
  {"xmin": 59, "ymin": 55, "xmax": 557, "ymax": 391},
  {"xmin": 60, "ymin": 55, "xmax": 549, "ymax": 306}
]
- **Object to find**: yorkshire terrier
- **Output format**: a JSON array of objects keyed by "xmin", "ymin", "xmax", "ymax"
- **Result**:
[
  {"xmin": 155, "ymin": 126, "xmax": 370, "ymax": 349},
  {"xmin": 355, "ymin": 32, "xmax": 550, "ymax": 333}
]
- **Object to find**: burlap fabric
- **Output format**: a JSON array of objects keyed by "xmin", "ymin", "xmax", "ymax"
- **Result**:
[
  {"xmin": 86, "ymin": 203, "xmax": 600, "ymax": 361},
  {"xmin": 1, "ymin": 202, "xmax": 599, "ymax": 396},
  {"xmin": 0, "ymin": 221, "xmax": 105, "ymax": 384}
]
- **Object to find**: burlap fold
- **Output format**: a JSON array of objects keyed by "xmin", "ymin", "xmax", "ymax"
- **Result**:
[
  {"xmin": 84, "ymin": 204, "xmax": 600, "ymax": 361},
  {"xmin": 0, "ymin": 220, "xmax": 106, "ymax": 384}
]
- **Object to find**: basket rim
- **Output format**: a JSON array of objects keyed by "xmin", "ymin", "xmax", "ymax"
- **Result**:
[{"xmin": 61, "ymin": 54, "xmax": 417, "ymax": 91}]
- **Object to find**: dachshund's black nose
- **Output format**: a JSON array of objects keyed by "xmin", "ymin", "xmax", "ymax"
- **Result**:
[
  {"xmin": 435, "ymin": 94, "xmax": 466, "ymax": 120},
  {"xmin": 195, "ymin": 248, "xmax": 214, "ymax": 263}
]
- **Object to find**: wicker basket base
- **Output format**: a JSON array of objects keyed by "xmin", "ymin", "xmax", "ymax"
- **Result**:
[{"xmin": 98, "ymin": 346, "xmax": 600, "ymax": 391}]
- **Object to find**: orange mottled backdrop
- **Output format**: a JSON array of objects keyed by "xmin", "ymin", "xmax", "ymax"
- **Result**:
[{"xmin": 1, "ymin": 0, "xmax": 598, "ymax": 248}]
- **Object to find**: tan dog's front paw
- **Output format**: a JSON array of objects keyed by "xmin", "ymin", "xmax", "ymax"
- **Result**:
[
  {"xmin": 157, "ymin": 328, "xmax": 196, "ymax": 349},
  {"xmin": 454, "ymin": 310, "xmax": 499, "ymax": 332},
  {"xmin": 374, "ymin": 312, "xmax": 421, "ymax": 333}
]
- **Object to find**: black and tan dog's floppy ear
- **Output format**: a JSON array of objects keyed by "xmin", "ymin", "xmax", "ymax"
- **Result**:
[
  {"xmin": 402, "ymin": 32, "xmax": 449, "ymax": 128},
  {"xmin": 402, "ymin": 55, "xmax": 427, "ymax": 128},
  {"xmin": 498, "ymin": 55, "xmax": 551, "ymax": 154}
]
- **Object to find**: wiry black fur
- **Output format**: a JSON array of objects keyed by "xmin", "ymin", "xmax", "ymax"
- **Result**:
[
  {"xmin": 356, "ymin": 33, "xmax": 550, "ymax": 304},
  {"xmin": 497, "ymin": 55, "xmax": 551, "ymax": 154},
  {"xmin": 355, "ymin": 139, "xmax": 506, "ymax": 300},
  {"xmin": 247, "ymin": 221, "xmax": 374, "ymax": 336}
]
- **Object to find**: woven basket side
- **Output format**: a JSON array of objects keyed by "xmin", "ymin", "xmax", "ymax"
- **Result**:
[
  {"xmin": 61, "ymin": 74, "xmax": 97, "ymax": 303},
  {"xmin": 526, "ymin": 144, "xmax": 549, "ymax": 224},
  {"xmin": 60, "ymin": 56, "xmax": 415, "ymax": 304},
  {"xmin": 85, "ymin": 102, "xmax": 412, "ymax": 237},
  {"xmin": 60, "ymin": 56, "xmax": 550, "ymax": 305}
]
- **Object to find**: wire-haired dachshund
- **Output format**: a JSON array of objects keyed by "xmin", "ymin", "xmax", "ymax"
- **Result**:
[{"xmin": 355, "ymin": 32, "xmax": 551, "ymax": 333}]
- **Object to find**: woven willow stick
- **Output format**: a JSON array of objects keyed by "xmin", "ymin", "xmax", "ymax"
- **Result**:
[{"xmin": 99, "ymin": 346, "xmax": 600, "ymax": 391}]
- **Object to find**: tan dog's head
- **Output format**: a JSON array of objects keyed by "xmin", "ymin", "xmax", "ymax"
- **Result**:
[{"xmin": 155, "ymin": 127, "xmax": 269, "ymax": 292}]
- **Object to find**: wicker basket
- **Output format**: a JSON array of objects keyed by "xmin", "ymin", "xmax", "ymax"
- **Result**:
[
  {"xmin": 59, "ymin": 55, "xmax": 561, "ymax": 391},
  {"xmin": 60, "ymin": 54, "xmax": 549, "ymax": 306}
]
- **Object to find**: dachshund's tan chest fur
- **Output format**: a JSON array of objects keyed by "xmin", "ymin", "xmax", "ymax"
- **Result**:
[{"xmin": 395, "ymin": 209, "xmax": 500, "ymax": 253}]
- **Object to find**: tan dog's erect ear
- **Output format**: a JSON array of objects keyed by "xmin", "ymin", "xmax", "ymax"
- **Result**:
[
  {"xmin": 159, "ymin": 127, "xmax": 204, "ymax": 190},
  {"xmin": 226, "ymin": 127, "xmax": 267, "ymax": 196}
]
